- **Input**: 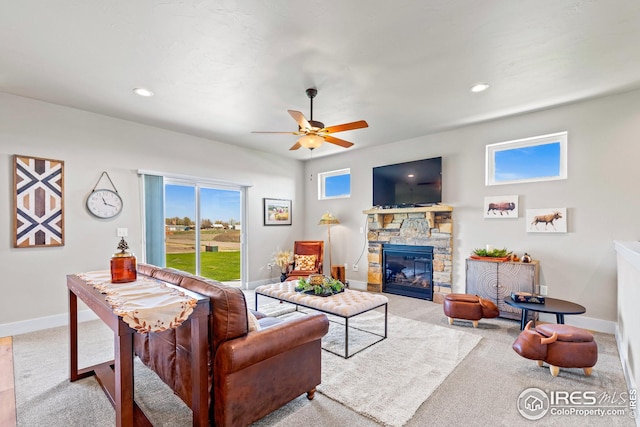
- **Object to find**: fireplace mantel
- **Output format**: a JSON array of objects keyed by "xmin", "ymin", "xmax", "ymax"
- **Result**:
[{"xmin": 363, "ymin": 205, "xmax": 453, "ymax": 229}]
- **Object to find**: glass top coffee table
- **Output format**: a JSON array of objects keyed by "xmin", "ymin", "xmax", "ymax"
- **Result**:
[{"xmin": 504, "ymin": 296, "xmax": 586, "ymax": 330}]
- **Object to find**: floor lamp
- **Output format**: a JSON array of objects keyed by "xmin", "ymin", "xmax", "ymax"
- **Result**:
[{"xmin": 318, "ymin": 212, "xmax": 339, "ymax": 277}]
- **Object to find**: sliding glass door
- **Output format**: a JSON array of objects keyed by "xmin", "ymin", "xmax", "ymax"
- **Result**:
[
  {"xmin": 164, "ymin": 184, "xmax": 197, "ymax": 274},
  {"xmin": 164, "ymin": 182, "xmax": 242, "ymax": 284}
]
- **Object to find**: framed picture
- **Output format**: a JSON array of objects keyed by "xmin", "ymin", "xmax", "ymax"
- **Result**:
[
  {"xmin": 484, "ymin": 195, "xmax": 519, "ymax": 218},
  {"xmin": 263, "ymin": 198, "xmax": 292, "ymax": 226},
  {"xmin": 13, "ymin": 154, "xmax": 65, "ymax": 247},
  {"xmin": 527, "ymin": 208, "xmax": 567, "ymax": 233}
]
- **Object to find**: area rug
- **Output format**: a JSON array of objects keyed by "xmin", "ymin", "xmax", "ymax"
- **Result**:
[{"xmin": 310, "ymin": 311, "xmax": 482, "ymax": 427}]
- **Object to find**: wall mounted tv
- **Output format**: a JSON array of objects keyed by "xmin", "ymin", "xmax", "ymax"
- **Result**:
[{"xmin": 372, "ymin": 157, "xmax": 442, "ymax": 207}]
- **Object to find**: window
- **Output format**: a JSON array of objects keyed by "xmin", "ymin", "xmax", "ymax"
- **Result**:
[
  {"xmin": 485, "ymin": 131, "xmax": 567, "ymax": 186},
  {"xmin": 140, "ymin": 171, "xmax": 247, "ymax": 287},
  {"xmin": 318, "ymin": 168, "xmax": 351, "ymax": 199}
]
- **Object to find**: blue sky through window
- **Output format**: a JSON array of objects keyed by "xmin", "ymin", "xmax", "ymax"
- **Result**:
[
  {"xmin": 494, "ymin": 141, "xmax": 561, "ymax": 182},
  {"xmin": 324, "ymin": 173, "xmax": 350, "ymax": 197},
  {"xmin": 166, "ymin": 185, "xmax": 240, "ymax": 222}
]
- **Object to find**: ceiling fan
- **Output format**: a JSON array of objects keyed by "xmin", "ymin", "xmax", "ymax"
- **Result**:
[{"xmin": 252, "ymin": 88, "xmax": 368, "ymax": 151}]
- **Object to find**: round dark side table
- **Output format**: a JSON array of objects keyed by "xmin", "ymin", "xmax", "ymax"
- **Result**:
[{"xmin": 504, "ymin": 296, "xmax": 586, "ymax": 330}]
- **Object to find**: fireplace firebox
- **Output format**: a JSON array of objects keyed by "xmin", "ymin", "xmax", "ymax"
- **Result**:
[{"xmin": 382, "ymin": 244, "xmax": 433, "ymax": 300}]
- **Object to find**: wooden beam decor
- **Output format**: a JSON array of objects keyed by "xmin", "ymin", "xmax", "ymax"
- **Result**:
[{"xmin": 13, "ymin": 155, "xmax": 65, "ymax": 248}]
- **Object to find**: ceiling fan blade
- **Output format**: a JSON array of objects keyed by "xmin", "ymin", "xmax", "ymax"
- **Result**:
[
  {"xmin": 321, "ymin": 120, "xmax": 368, "ymax": 134},
  {"xmin": 288, "ymin": 110, "xmax": 311, "ymax": 130},
  {"xmin": 323, "ymin": 135, "xmax": 354, "ymax": 148},
  {"xmin": 289, "ymin": 141, "xmax": 302, "ymax": 150}
]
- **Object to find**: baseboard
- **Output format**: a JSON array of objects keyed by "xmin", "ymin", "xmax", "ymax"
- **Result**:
[
  {"xmin": 615, "ymin": 324, "xmax": 640, "ymax": 427},
  {"xmin": 246, "ymin": 278, "xmax": 281, "ymax": 290},
  {"xmin": 345, "ymin": 279, "xmax": 367, "ymax": 290},
  {"xmin": 538, "ymin": 313, "xmax": 616, "ymax": 334},
  {"xmin": 0, "ymin": 310, "xmax": 98, "ymax": 338}
]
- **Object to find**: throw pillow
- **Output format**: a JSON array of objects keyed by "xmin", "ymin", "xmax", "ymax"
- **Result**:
[
  {"xmin": 294, "ymin": 254, "xmax": 317, "ymax": 271},
  {"xmin": 247, "ymin": 310, "xmax": 261, "ymax": 332}
]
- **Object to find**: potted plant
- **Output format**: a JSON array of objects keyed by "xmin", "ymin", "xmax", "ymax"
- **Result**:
[
  {"xmin": 295, "ymin": 275, "xmax": 345, "ymax": 297},
  {"xmin": 470, "ymin": 247, "xmax": 512, "ymax": 262}
]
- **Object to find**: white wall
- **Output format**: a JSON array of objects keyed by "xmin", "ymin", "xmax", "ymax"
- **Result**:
[
  {"xmin": 305, "ymin": 89, "xmax": 640, "ymax": 329},
  {"xmin": 3, "ymin": 88, "xmax": 639, "ymax": 334},
  {"xmin": 0, "ymin": 93, "xmax": 304, "ymax": 331}
]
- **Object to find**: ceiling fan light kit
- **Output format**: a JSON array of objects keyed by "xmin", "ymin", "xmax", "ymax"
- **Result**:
[
  {"xmin": 298, "ymin": 134, "xmax": 324, "ymax": 149},
  {"xmin": 253, "ymin": 88, "xmax": 368, "ymax": 151}
]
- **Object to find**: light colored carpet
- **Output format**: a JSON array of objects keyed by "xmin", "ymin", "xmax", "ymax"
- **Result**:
[
  {"xmin": 12, "ymin": 304, "xmax": 478, "ymax": 427},
  {"xmin": 12, "ymin": 291, "xmax": 635, "ymax": 426},
  {"xmin": 315, "ymin": 311, "xmax": 481, "ymax": 427}
]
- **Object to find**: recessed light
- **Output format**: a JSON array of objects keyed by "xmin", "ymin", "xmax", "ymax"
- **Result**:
[
  {"xmin": 470, "ymin": 83, "xmax": 490, "ymax": 93},
  {"xmin": 133, "ymin": 87, "xmax": 154, "ymax": 97}
]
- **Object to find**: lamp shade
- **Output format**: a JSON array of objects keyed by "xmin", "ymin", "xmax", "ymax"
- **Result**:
[
  {"xmin": 298, "ymin": 134, "xmax": 324, "ymax": 149},
  {"xmin": 318, "ymin": 212, "xmax": 339, "ymax": 225}
]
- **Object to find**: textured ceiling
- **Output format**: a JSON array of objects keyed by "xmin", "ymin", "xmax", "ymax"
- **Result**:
[{"xmin": 2, "ymin": 0, "xmax": 640, "ymax": 160}]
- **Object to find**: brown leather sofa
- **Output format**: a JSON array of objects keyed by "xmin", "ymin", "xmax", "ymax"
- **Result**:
[{"xmin": 134, "ymin": 263, "xmax": 329, "ymax": 426}]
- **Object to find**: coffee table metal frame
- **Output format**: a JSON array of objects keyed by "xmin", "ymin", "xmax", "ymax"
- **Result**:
[
  {"xmin": 504, "ymin": 296, "xmax": 586, "ymax": 330},
  {"xmin": 255, "ymin": 291, "xmax": 387, "ymax": 359}
]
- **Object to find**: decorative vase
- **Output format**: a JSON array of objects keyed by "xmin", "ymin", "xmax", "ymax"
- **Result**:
[
  {"xmin": 280, "ymin": 272, "xmax": 287, "ymax": 282},
  {"xmin": 111, "ymin": 237, "xmax": 137, "ymax": 283}
]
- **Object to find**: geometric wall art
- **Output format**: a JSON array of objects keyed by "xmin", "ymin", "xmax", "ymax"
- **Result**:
[
  {"xmin": 526, "ymin": 207, "xmax": 567, "ymax": 233},
  {"xmin": 13, "ymin": 155, "xmax": 65, "ymax": 247},
  {"xmin": 484, "ymin": 195, "xmax": 519, "ymax": 218}
]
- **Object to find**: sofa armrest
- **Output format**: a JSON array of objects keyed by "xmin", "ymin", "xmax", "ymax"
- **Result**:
[{"xmin": 215, "ymin": 313, "xmax": 329, "ymax": 374}]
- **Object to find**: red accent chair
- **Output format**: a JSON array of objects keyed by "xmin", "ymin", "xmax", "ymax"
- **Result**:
[{"xmin": 286, "ymin": 241, "xmax": 324, "ymax": 280}]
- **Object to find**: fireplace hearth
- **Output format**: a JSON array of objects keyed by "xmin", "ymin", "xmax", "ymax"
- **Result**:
[{"xmin": 383, "ymin": 244, "xmax": 433, "ymax": 300}]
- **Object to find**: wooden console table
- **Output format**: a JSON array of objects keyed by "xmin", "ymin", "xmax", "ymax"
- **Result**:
[{"xmin": 67, "ymin": 274, "xmax": 210, "ymax": 427}]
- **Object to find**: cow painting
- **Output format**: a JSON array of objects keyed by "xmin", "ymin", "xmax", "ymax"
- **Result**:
[
  {"xmin": 487, "ymin": 202, "xmax": 516, "ymax": 216},
  {"xmin": 530, "ymin": 211, "xmax": 563, "ymax": 230},
  {"xmin": 527, "ymin": 208, "xmax": 567, "ymax": 232}
]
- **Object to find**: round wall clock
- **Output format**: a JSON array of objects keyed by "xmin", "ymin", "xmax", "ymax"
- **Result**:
[{"xmin": 86, "ymin": 189, "xmax": 123, "ymax": 218}]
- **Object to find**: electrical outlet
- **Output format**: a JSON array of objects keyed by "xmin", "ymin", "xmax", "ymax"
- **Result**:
[
  {"xmin": 352, "ymin": 264, "xmax": 359, "ymax": 272},
  {"xmin": 117, "ymin": 228, "xmax": 128, "ymax": 237},
  {"xmin": 539, "ymin": 285, "xmax": 548, "ymax": 296},
  {"xmin": 359, "ymin": 227, "xmax": 364, "ymax": 234}
]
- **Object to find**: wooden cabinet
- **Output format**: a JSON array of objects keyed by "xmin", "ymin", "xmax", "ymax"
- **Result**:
[{"xmin": 465, "ymin": 259, "xmax": 539, "ymax": 320}]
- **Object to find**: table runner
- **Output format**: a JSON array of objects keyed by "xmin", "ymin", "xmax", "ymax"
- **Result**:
[{"xmin": 75, "ymin": 270, "xmax": 197, "ymax": 333}]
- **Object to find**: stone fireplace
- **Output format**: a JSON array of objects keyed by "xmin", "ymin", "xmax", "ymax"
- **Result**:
[{"xmin": 363, "ymin": 206, "xmax": 453, "ymax": 303}]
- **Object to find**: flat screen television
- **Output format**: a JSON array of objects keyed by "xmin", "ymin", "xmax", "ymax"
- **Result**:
[{"xmin": 372, "ymin": 157, "xmax": 442, "ymax": 207}]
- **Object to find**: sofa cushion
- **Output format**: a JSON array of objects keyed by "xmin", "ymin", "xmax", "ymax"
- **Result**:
[
  {"xmin": 247, "ymin": 310, "xmax": 261, "ymax": 332},
  {"xmin": 294, "ymin": 254, "xmax": 317, "ymax": 271}
]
